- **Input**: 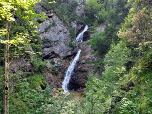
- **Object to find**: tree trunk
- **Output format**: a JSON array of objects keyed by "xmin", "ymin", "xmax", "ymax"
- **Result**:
[
  {"xmin": 4, "ymin": 20, "xmax": 9, "ymax": 114},
  {"xmin": 148, "ymin": 0, "xmax": 150, "ymax": 17}
]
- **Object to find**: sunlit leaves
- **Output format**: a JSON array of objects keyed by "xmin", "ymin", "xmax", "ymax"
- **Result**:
[
  {"xmin": 0, "ymin": 29, "xmax": 7, "ymax": 36},
  {"xmin": 48, "ymin": 1, "xmax": 56, "ymax": 4},
  {"xmin": 0, "ymin": 1, "xmax": 16, "ymax": 21},
  {"xmin": 0, "ymin": 33, "xmax": 30, "ymax": 47},
  {"xmin": 0, "ymin": 0, "xmax": 46, "ymax": 58},
  {"xmin": 118, "ymin": 10, "xmax": 152, "ymax": 45}
]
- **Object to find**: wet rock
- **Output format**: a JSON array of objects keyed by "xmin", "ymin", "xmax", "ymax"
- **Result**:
[
  {"xmin": 74, "ymin": 0, "xmax": 88, "ymax": 16},
  {"xmin": 38, "ymin": 0, "xmax": 46, "ymax": 3},
  {"xmin": 46, "ymin": 13, "xmax": 54, "ymax": 18},
  {"xmin": 43, "ymin": 42, "xmax": 52, "ymax": 48},
  {"xmin": 71, "ymin": 21, "xmax": 77, "ymax": 29},
  {"xmin": 22, "ymin": 63, "xmax": 33, "ymax": 72},
  {"xmin": 45, "ymin": 72, "xmax": 59, "ymax": 87},
  {"xmin": 83, "ymin": 31, "xmax": 90, "ymax": 41},
  {"xmin": 36, "ymin": 15, "xmax": 70, "ymax": 43},
  {"xmin": 68, "ymin": 41, "xmax": 100, "ymax": 91}
]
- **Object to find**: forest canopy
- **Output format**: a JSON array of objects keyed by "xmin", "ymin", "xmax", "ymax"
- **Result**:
[{"xmin": 0, "ymin": 0, "xmax": 152, "ymax": 113}]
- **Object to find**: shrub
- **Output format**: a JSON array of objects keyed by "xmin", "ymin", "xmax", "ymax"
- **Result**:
[
  {"xmin": 31, "ymin": 57, "xmax": 46, "ymax": 73},
  {"xmin": 43, "ymin": 38, "xmax": 52, "ymax": 44},
  {"xmin": 103, "ymin": 41, "xmax": 131, "ymax": 82},
  {"xmin": 68, "ymin": 42, "xmax": 76, "ymax": 48},
  {"xmin": 28, "ymin": 73, "xmax": 46, "ymax": 89}
]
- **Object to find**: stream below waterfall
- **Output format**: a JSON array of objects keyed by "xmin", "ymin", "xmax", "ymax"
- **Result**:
[{"xmin": 62, "ymin": 25, "xmax": 88, "ymax": 93}]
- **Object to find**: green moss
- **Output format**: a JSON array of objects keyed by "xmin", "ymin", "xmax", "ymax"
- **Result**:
[
  {"xmin": 43, "ymin": 38, "xmax": 52, "ymax": 44},
  {"xmin": 65, "ymin": 42, "xmax": 76, "ymax": 48},
  {"xmin": 68, "ymin": 42, "xmax": 76, "ymax": 48}
]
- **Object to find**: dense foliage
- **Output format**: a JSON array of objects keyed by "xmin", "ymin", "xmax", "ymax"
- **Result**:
[
  {"xmin": 0, "ymin": 0, "xmax": 152, "ymax": 113},
  {"xmin": 81, "ymin": 0, "xmax": 152, "ymax": 113},
  {"xmin": 87, "ymin": 0, "xmax": 129, "ymax": 55},
  {"xmin": 0, "ymin": 0, "xmax": 47, "ymax": 113}
]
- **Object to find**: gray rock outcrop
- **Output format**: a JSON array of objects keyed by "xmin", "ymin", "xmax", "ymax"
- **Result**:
[{"xmin": 36, "ymin": 14, "xmax": 76, "ymax": 59}]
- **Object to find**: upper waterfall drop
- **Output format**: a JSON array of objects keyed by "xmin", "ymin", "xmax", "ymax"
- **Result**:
[
  {"xmin": 62, "ymin": 25, "xmax": 88, "ymax": 93},
  {"xmin": 76, "ymin": 25, "xmax": 88, "ymax": 43}
]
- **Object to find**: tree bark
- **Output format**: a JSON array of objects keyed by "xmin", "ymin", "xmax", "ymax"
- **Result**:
[
  {"xmin": 148, "ymin": 0, "xmax": 150, "ymax": 17},
  {"xmin": 4, "ymin": 20, "xmax": 9, "ymax": 114}
]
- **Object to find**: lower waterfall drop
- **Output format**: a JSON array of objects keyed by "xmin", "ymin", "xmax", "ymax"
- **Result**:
[{"xmin": 62, "ymin": 49, "xmax": 81, "ymax": 93}]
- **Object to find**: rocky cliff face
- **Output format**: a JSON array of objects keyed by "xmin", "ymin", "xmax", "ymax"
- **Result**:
[
  {"xmin": 37, "ymin": 14, "xmax": 75, "ymax": 59},
  {"xmin": 24, "ymin": 1, "xmax": 99, "ymax": 91},
  {"xmin": 35, "ymin": 13, "xmax": 75, "ymax": 87},
  {"xmin": 34, "ymin": 1, "xmax": 102, "ymax": 91},
  {"xmin": 8, "ymin": 0, "xmax": 101, "ymax": 93}
]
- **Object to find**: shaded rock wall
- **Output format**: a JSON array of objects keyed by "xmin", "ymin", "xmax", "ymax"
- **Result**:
[{"xmin": 68, "ymin": 40, "xmax": 99, "ymax": 92}]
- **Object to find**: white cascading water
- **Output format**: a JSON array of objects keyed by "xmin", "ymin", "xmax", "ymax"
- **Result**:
[
  {"xmin": 62, "ymin": 25, "xmax": 88, "ymax": 93},
  {"xmin": 62, "ymin": 49, "xmax": 81, "ymax": 93},
  {"xmin": 76, "ymin": 25, "xmax": 88, "ymax": 43}
]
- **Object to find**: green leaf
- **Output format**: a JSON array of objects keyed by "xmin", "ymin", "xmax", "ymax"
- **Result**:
[{"xmin": 48, "ymin": 1, "xmax": 56, "ymax": 4}]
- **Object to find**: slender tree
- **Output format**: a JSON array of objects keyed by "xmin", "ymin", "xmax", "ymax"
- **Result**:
[
  {"xmin": 0, "ymin": 1, "xmax": 45, "ymax": 113},
  {"xmin": 0, "ymin": 3, "xmax": 16, "ymax": 113}
]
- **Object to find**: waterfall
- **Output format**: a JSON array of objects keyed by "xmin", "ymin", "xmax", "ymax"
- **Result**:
[
  {"xmin": 76, "ymin": 25, "xmax": 88, "ymax": 43},
  {"xmin": 62, "ymin": 49, "xmax": 81, "ymax": 93},
  {"xmin": 62, "ymin": 25, "xmax": 88, "ymax": 93}
]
